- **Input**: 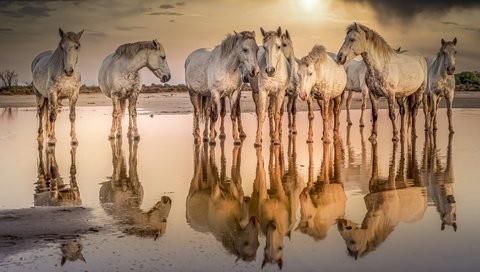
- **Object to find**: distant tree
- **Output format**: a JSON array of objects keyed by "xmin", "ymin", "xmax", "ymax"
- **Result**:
[
  {"xmin": 0, "ymin": 69, "xmax": 18, "ymax": 88},
  {"xmin": 455, "ymin": 71, "xmax": 480, "ymax": 86}
]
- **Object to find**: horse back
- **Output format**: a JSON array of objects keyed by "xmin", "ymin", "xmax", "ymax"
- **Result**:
[
  {"xmin": 185, "ymin": 48, "xmax": 212, "ymax": 94},
  {"xmin": 391, "ymin": 52, "xmax": 427, "ymax": 95}
]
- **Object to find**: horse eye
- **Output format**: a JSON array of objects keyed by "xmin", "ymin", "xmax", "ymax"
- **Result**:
[
  {"xmin": 74, "ymin": 46, "xmax": 79, "ymax": 50},
  {"xmin": 277, "ymin": 45, "xmax": 281, "ymax": 49},
  {"xmin": 282, "ymin": 43, "xmax": 287, "ymax": 47},
  {"xmin": 346, "ymin": 226, "xmax": 352, "ymax": 230},
  {"xmin": 278, "ymin": 246, "xmax": 283, "ymax": 250},
  {"xmin": 161, "ymin": 56, "xmax": 166, "ymax": 60},
  {"xmin": 243, "ymin": 48, "xmax": 248, "ymax": 53},
  {"xmin": 244, "ymin": 241, "xmax": 249, "ymax": 246},
  {"xmin": 308, "ymin": 72, "xmax": 313, "ymax": 76},
  {"xmin": 350, "ymin": 38, "xmax": 355, "ymax": 42}
]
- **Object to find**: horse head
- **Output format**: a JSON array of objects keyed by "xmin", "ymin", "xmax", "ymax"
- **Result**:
[{"xmin": 58, "ymin": 28, "xmax": 83, "ymax": 77}]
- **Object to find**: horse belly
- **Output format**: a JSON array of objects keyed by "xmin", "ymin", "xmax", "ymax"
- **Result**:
[{"xmin": 394, "ymin": 57, "xmax": 426, "ymax": 97}]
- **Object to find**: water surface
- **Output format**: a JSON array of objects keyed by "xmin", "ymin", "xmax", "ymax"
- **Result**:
[{"xmin": 0, "ymin": 107, "xmax": 479, "ymax": 271}]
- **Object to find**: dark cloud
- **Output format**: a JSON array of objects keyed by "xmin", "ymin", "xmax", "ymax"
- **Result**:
[
  {"xmin": 441, "ymin": 21, "xmax": 480, "ymax": 32},
  {"xmin": 149, "ymin": 11, "xmax": 183, "ymax": 16},
  {"xmin": 340, "ymin": 0, "xmax": 480, "ymax": 22},
  {"xmin": 17, "ymin": 5, "xmax": 54, "ymax": 17},
  {"xmin": 85, "ymin": 29, "xmax": 107, "ymax": 37},
  {"xmin": 115, "ymin": 26, "xmax": 147, "ymax": 31},
  {"xmin": 176, "ymin": 2, "xmax": 185, "ymax": 6},
  {"xmin": 0, "ymin": 27, "xmax": 14, "ymax": 33},
  {"xmin": 160, "ymin": 4, "xmax": 175, "ymax": 9}
]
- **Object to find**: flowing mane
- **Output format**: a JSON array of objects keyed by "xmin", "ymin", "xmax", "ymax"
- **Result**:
[
  {"xmin": 114, "ymin": 41, "xmax": 160, "ymax": 59},
  {"xmin": 299, "ymin": 45, "xmax": 328, "ymax": 68},
  {"xmin": 347, "ymin": 23, "xmax": 395, "ymax": 61},
  {"xmin": 220, "ymin": 31, "xmax": 255, "ymax": 58}
]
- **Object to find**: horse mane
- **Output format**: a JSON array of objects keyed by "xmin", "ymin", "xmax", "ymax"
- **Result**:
[
  {"xmin": 114, "ymin": 41, "xmax": 160, "ymax": 59},
  {"xmin": 220, "ymin": 31, "xmax": 255, "ymax": 59},
  {"xmin": 347, "ymin": 23, "xmax": 395, "ymax": 61},
  {"xmin": 299, "ymin": 45, "xmax": 328, "ymax": 69}
]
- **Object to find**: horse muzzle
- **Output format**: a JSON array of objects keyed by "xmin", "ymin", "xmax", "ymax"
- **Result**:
[
  {"xmin": 161, "ymin": 74, "xmax": 171, "ymax": 83},
  {"xmin": 336, "ymin": 53, "xmax": 346, "ymax": 65},
  {"xmin": 64, "ymin": 68, "xmax": 74, "ymax": 77},
  {"xmin": 447, "ymin": 66, "xmax": 456, "ymax": 75}
]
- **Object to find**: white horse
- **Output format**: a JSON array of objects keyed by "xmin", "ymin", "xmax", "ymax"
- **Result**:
[
  {"xmin": 344, "ymin": 59, "xmax": 369, "ymax": 127},
  {"xmin": 32, "ymin": 28, "xmax": 83, "ymax": 145},
  {"xmin": 337, "ymin": 139, "xmax": 427, "ymax": 259},
  {"xmin": 337, "ymin": 23, "xmax": 427, "ymax": 141},
  {"xmin": 423, "ymin": 38, "xmax": 457, "ymax": 133},
  {"xmin": 423, "ymin": 132, "xmax": 457, "ymax": 231},
  {"xmin": 185, "ymin": 31, "xmax": 259, "ymax": 145},
  {"xmin": 297, "ymin": 140, "xmax": 346, "ymax": 241},
  {"xmin": 99, "ymin": 40, "xmax": 171, "ymax": 140},
  {"xmin": 296, "ymin": 45, "xmax": 347, "ymax": 144},
  {"xmin": 249, "ymin": 27, "xmax": 291, "ymax": 147},
  {"xmin": 280, "ymin": 30, "xmax": 300, "ymax": 134}
]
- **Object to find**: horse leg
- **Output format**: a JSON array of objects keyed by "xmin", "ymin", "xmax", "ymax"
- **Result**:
[
  {"xmin": 446, "ymin": 92, "xmax": 454, "ymax": 134},
  {"xmin": 333, "ymin": 93, "xmax": 344, "ymax": 139},
  {"xmin": 268, "ymin": 97, "xmax": 275, "ymax": 141},
  {"xmin": 69, "ymin": 93, "xmax": 79, "ymax": 145},
  {"xmin": 291, "ymin": 94, "xmax": 298, "ymax": 134},
  {"xmin": 360, "ymin": 88, "xmax": 368, "ymax": 127},
  {"xmin": 369, "ymin": 92, "xmax": 379, "ymax": 141},
  {"xmin": 273, "ymin": 93, "xmax": 284, "ymax": 145},
  {"xmin": 219, "ymin": 97, "xmax": 226, "ymax": 140},
  {"xmin": 431, "ymin": 94, "xmax": 439, "ymax": 131},
  {"xmin": 47, "ymin": 92, "xmax": 58, "ymax": 146},
  {"xmin": 423, "ymin": 94, "xmax": 431, "ymax": 131},
  {"xmin": 236, "ymin": 98, "xmax": 246, "ymax": 138},
  {"xmin": 203, "ymin": 96, "xmax": 211, "ymax": 142},
  {"xmin": 397, "ymin": 98, "xmax": 405, "ymax": 137},
  {"xmin": 306, "ymin": 97, "xmax": 314, "ymax": 143},
  {"xmin": 322, "ymin": 98, "xmax": 331, "ymax": 144},
  {"xmin": 387, "ymin": 95, "xmax": 399, "ymax": 142},
  {"xmin": 36, "ymin": 93, "xmax": 47, "ymax": 143},
  {"xmin": 189, "ymin": 92, "xmax": 201, "ymax": 143},
  {"xmin": 410, "ymin": 92, "xmax": 422, "ymax": 138},
  {"xmin": 287, "ymin": 95, "xmax": 293, "ymax": 133},
  {"xmin": 128, "ymin": 94, "xmax": 140, "ymax": 140},
  {"xmin": 109, "ymin": 96, "xmax": 120, "ymax": 139},
  {"xmin": 209, "ymin": 93, "xmax": 221, "ymax": 145},
  {"xmin": 254, "ymin": 91, "xmax": 267, "ymax": 147},
  {"xmin": 230, "ymin": 92, "xmax": 241, "ymax": 145},
  {"xmin": 346, "ymin": 90, "xmax": 354, "ymax": 126}
]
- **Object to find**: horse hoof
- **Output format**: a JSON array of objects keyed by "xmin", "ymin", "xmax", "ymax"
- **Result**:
[
  {"xmin": 323, "ymin": 138, "xmax": 331, "ymax": 144},
  {"xmin": 234, "ymin": 139, "xmax": 242, "ymax": 146},
  {"xmin": 202, "ymin": 137, "xmax": 209, "ymax": 142},
  {"xmin": 359, "ymin": 123, "xmax": 365, "ymax": 128},
  {"xmin": 449, "ymin": 130, "xmax": 455, "ymax": 134},
  {"xmin": 306, "ymin": 138, "xmax": 313, "ymax": 144},
  {"xmin": 133, "ymin": 135, "xmax": 140, "ymax": 141},
  {"xmin": 47, "ymin": 140, "xmax": 56, "ymax": 146},
  {"xmin": 392, "ymin": 136, "xmax": 399, "ymax": 142},
  {"xmin": 292, "ymin": 130, "xmax": 297, "ymax": 135},
  {"xmin": 240, "ymin": 132, "xmax": 247, "ymax": 138},
  {"xmin": 219, "ymin": 133, "xmax": 226, "ymax": 140},
  {"xmin": 71, "ymin": 139, "xmax": 78, "ymax": 146},
  {"xmin": 347, "ymin": 121, "xmax": 353, "ymax": 126},
  {"xmin": 254, "ymin": 142, "xmax": 262, "ymax": 148},
  {"xmin": 369, "ymin": 135, "xmax": 377, "ymax": 141},
  {"xmin": 209, "ymin": 140, "xmax": 216, "ymax": 146}
]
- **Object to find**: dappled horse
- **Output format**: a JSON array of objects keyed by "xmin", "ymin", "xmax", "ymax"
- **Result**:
[
  {"xmin": 280, "ymin": 30, "xmax": 300, "ymax": 134},
  {"xmin": 250, "ymin": 27, "xmax": 291, "ymax": 147},
  {"xmin": 296, "ymin": 45, "xmax": 347, "ymax": 144},
  {"xmin": 337, "ymin": 23, "xmax": 427, "ymax": 141},
  {"xmin": 297, "ymin": 138, "xmax": 346, "ymax": 241},
  {"xmin": 99, "ymin": 40, "xmax": 171, "ymax": 140},
  {"xmin": 422, "ymin": 132, "xmax": 457, "ymax": 231},
  {"xmin": 99, "ymin": 139, "xmax": 172, "ymax": 240},
  {"xmin": 32, "ymin": 28, "xmax": 83, "ymax": 145},
  {"xmin": 34, "ymin": 142, "xmax": 81, "ymax": 207},
  {"xmin": 185, "ymin": 31, "xmax": 259, "ymax": 145},
  {"xmin": 424, "ymin": 38, "xmax": 458, "ymax": 133},
  {"xmin": 337, "ymin": 138, "xmax": 427, "ymax": 259},
  {"xmin": 186, "ymin": 141, "xmax": 260, "ymax": 262}
]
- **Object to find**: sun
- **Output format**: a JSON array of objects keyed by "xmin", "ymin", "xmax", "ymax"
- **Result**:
[{"xmin": 299, "ymin": 0, "xmax": 318, "ymax": 10}]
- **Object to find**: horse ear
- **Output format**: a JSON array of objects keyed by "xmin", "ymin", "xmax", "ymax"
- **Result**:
[
  {"xmin": 260, "ymin": 27, "xmax": 266, "ymax": 37},
  {"xmin": 441, "ymin": 38, "xmax": 446, "ymax": 46},
  {"xmin": 295, "ymin": 57, "xmax": 301, "ymax": 64},
  {"xmin": 276, "ymin": 26, "xmax": 282, "ymax": 37},
  {"xmin": 354, "ymin": 22, "xmax": 360, "ymax": 31},
  {"xmin": 61, "ymin": 256, "xmax": 66, "ymax": 266},
  {"xmin": 453, "ymin": 37, "xmax": 457, "ymax": 45},
  {"xmin": 354, "ymin": 251, "xmax": 359, "ymax": 260},
  {"xmin": 76, "ymin": 29, "xmax": 84, "ymax": 40},
  {"xmin": 152, "ymin": 39, "xmax": 160, "ymax": 49},
  {"xmin": 285, "ymin": 29, "xmax": 290, "ymax": 40},
  {"xmin": 441, "ymin": 222, "xmax": 445, "ymax": 231},
  {"xmin": 453, "ymin": 222, "xmax": 457, "ymax": 232},
  {"xmin": 278, "ymin": 258, "xmax": 283, "ymax": 270},
  {"xmin": 79, "ymin": 253, "xmax": 86, "ymax": 263},
  {"xmin": 252, "ymin": 31, "xmax": 256, "ymax": 38},
  {"xmin": 59, "ymin": 28, "xmax": 65, "ymax": 38}
]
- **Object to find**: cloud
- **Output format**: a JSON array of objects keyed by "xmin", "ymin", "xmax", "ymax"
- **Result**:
[
  {"xmin": 115, "ymin": 26, "xmax": 147, "ymax": 31},
  {"xmin": 160, "ymin": 4, "xmax": 175, "ymax": 9},
  {"xmin": 0, "ymin": 27, "xmax": 14, "ymax": 33},
  {"xmin": 176, "ymin": 2, "xmax": 185, "ymax": 6},
  {"xmin": 17, "ymin": 5, "xmax": 54, "ymax": 17},
  {"xmin": 149, "ymin": 11, "xmax": 183, "ymax": 16},
  {"xmin": 441, "ymin": 21, "xmax": 480, "ymax": 32},
  {"xmin": 340, "ymin": 0, "xmax": 480, "ymax": 22},
  {"xmin": 169, "ymin": 19, "xmax": 175, "ymax": 23},
  {"xmin": 85, "ymin": 29, "xmax": 108, "ymax": 37}
]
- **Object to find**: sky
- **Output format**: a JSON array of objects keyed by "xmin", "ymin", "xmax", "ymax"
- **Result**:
[{"xmin": 0, "ymin": 0, "xmax": 479, "ymax": 86}]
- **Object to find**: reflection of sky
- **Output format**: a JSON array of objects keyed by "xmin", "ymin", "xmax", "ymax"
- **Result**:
[
  {"xmin": 0, "ymin": 0, "xmax": 479, "ymax": 85},
  {"xmin": 1, "ymin": 108, "xmax": 480, "ymax": 270}
]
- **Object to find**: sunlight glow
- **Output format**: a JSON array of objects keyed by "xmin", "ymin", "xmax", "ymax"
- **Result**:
[{"xmin": 299, "ymin": 0, "xmax": 318, "ymax": 11}]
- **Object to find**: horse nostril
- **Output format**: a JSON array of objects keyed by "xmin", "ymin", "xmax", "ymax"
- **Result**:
[{"xmin": 162, "ymin": 75, "xmax": 170, "ymax": 82}]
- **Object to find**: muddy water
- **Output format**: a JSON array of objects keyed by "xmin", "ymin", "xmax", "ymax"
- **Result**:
[{"xmin": 1, "ymin": 107, "xmax": 480, "ymax": 271}]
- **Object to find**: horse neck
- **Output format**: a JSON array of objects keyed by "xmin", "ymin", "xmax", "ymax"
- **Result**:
[
  {"xmin": 221, "ymin": 47, "xmax": 241, "ymax": 74},
  {"xmin": 361, "ymin": 43, "xmax": 388, "ymax": 73},
  {"xmin": 119, "ymin": 50, "xmax": 149, "ymax": 74},
  {"xmin": 431, "ymin": 52, "xmax": 448, "ymax": 78},
  {"xmin": 48, "ymin": 45, "xmax": 66, "ymax": 77}
]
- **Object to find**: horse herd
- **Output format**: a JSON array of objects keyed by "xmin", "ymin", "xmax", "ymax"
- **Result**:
[{"xmin": 31, "ymin": 22, "xmax": 458, "ymax": 147}]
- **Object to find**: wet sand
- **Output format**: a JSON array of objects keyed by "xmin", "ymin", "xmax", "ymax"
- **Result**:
[{"xmin": 1, "ymin": 91, "xmax": 480, "ymax": 113}]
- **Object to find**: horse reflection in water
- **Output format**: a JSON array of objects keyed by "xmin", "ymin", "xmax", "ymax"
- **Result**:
[
  {"xmin": 60, "ymin": 238, "xmax": 85, "ymax": 266},
  {"xmin": 337, "ymin": 137, "xmax": 427, "ymax": 259},
  {"xmin": 99, "ymin": 139, "xmax": 172, "ymax": 240},
  {"xmin": 251, "ymin": 137, "xmax": 303, "ymax": 269},
  {"xmin": 297, "ymin": 138, "xmax": 346, "ymax": 241},
  {"xmin": 186, "ymin": 141, "xmax": 260, "ymax": 262},
  {"xmin": 35, "ymin": 142, "xmax": 81, "ymax": 206},
  {"xmin": 423, "ymin": 133, "xmax": 457, "ymax": 231}
]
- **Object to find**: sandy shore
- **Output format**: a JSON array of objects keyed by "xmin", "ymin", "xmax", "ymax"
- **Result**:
[{"xmin": 1, "ymin": 91, "xmax": 480, "ymax": 114}]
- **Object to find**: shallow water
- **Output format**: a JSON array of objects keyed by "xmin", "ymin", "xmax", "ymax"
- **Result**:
[{"xmin": 1, "ymin": 107, "xmax": 480, "ymax": 271}]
